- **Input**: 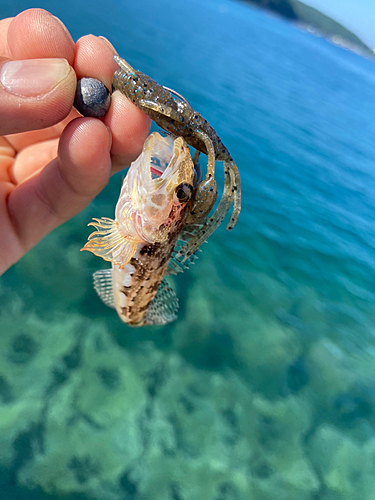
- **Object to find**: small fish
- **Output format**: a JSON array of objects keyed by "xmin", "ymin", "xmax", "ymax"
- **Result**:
[{"xmin": 81, "ymin": 132, "xmax": 196, "ymax": 326}]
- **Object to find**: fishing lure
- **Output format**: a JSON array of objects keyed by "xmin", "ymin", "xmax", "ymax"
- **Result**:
[{"xmin": 112, "ymin": 56, "xmax": 241, "ymax": 261}]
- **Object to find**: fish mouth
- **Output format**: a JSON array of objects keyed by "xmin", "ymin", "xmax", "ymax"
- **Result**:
[
  {"xmin": 146, "ymin": 133, "xmax": 175, "ymax": 179},
  {"xmin": 150, "ymin": 157, "xmax": 167, "ymax": 178},
  {"xmin": 141, "ymin": 133, "xmax": 193, "ymax": 196}
]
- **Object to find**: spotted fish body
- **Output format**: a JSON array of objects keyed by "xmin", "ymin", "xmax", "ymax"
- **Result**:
[
  {"xmin": 110, "ymin": 219, "xmax": 185, "ymax": 326},
  {"xmin": 82, "ymin": 132, "xmax": 195, "ymax": 326}
]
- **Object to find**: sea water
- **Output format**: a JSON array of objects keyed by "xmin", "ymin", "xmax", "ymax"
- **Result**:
[{"xmin": 1, "ymin": 0, "xmax": 375, "ymax": 498}]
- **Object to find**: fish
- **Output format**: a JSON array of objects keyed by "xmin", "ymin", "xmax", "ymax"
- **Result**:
[{"xmin": 81, "ymin": 132, "xmax": 197, "ymax": 326}]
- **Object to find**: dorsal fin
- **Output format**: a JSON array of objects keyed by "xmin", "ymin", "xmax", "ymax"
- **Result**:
[
  {"xmin": 143, "ymin": 279, "xmax": 179, "ymax": 325},
  {"xmin": 81, "ymin": 217, "xmax": 138, "ymax": 268},
  {"xmin": 166, "ymin": 221, "xmax": 206, "ymax": 275},
  {"xmin": 166, "ymin": 239, "xmax": 201, "ymax": 275}
]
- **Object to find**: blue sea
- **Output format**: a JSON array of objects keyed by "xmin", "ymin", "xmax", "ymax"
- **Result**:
[{"xmin": 2, "ymin": 0, "xmax": 375, "ymax": 498}]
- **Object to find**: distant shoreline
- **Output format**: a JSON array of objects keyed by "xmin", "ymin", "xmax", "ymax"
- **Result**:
[{"xmin": 239, "ymin": 0, "xmax": 373, "ymax": 58}]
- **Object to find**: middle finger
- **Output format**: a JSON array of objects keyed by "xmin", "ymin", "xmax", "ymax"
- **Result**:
[
  {"xmin": 5, "ymin": 108, "xmax": 80, "ymax": 152},
  {"xmin": 10, "ymin": 138, "xmax": 59, "ymax": 184}
]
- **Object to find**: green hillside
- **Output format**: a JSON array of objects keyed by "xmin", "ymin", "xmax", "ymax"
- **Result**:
[
  {"xmin": 290, "ymin": 0, "xmax": 371, "ymax": 53},
  {"xmin": 242, "ymin": 0, "xmax": 372, "ymax": 56}
]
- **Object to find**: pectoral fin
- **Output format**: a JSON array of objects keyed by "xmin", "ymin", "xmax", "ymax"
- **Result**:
[{"xmin": 81, "ymin": 217, "xmax": 137, "ymax": 268}]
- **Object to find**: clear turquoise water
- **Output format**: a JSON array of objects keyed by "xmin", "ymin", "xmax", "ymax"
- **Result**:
[{"xmin": 2, "ymin": 0, "xmax": 375, "ymax": 499}]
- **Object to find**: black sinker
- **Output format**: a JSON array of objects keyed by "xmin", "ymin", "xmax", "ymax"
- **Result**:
[{"xmin": 74, "ymin": 78, "xmax": 111, "ymax": 118}]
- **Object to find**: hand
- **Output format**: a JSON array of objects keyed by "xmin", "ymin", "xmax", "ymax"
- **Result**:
[{"xmin": 0, "ymin": 8, "xmax": 151, "ymax": 275}]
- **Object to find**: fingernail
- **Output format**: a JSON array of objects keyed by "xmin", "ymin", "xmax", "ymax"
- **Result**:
[
  {"xmin": 99, "ymin": 36, "xmax": 117, "ymax": 54},
  {"xmin": 0, "ymin": 58, "xmax": 70, "ymax": 97}
]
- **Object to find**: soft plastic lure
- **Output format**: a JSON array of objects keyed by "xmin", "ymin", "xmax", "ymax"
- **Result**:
[{"xmin": 112, "ymin": 56, "xmax": 241, "ymax": 261}]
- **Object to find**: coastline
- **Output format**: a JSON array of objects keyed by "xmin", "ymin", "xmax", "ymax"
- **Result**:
[{"xmin": 239, "ymin": 0, "xmax": 373, "ymax": 58}]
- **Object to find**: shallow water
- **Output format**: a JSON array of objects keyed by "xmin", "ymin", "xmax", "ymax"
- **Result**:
[{"xmin": 2, "ymin": 0, "xmax": 375, "ymax": 499}]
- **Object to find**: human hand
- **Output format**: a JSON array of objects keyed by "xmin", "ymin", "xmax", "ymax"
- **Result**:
[{"xmin": 0, "ymin": 8, "xmax": 151, "ymax": 275}]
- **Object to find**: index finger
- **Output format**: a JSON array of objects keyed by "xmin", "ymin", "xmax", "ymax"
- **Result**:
[
  {"xmin": 6, "ymin": 9, "xmax": 75, "ymax": 63},
  {"xmin": 74, "ymin": 35, "xmax": 151, "ymax": 169}
]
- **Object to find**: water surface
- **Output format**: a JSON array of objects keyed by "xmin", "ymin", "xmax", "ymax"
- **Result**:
[{"xmin": 1, "ymin": 0, "xmax": 375, "ymax": 499}]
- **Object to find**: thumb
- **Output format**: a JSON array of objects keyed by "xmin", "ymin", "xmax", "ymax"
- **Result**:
[{"xmin": 0, "ymin": 57, "xmax": 76, "ymax": 135}]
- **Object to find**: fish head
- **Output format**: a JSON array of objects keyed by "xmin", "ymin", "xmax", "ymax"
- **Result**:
[{"xmin": 116, "ymin": 132, "xmax": 195, "ymax": 242}]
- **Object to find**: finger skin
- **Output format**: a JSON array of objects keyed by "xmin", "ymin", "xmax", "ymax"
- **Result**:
[
  {"xmin": 10, "ymin": 138, "xmax": 59, "ymax": 184},
  {"xmin": 0, "ymin": 180, "xmax": 22, "ymax": 271},
  {"xmin": 0, "ymin": 18, "xmax": 12, "ymax": 58},
  {"xmin": 0, "ymin": 10, "xmax": 77, "ymax": 135},
  {"xmin": 104, "ymin": 91, "xmax": 151, "ymax": 170},
  {"xmin": 74, "ymin": 35, "xmax": 119, "ymax": 91},
  {"xmin": 0, "ymin": 137, "xmax": 15, "ymax": 182},
  {"xmin": 74, "ymin": 35, "xmax": 151, "ymax": 168},
  {"xmin": 7, "ymin": 9, "xmax": 75, "ymax": 63},
  {"xmin": 6, "ymin": 118, "xmax": 112, "ymax": 257},
  {"xmin": 5, "ymin": 108, "xmax": 80, "ymax": 152},
  {"xmin": 0, "ymin": 58, "xmax": 77, "ymax": 135}
]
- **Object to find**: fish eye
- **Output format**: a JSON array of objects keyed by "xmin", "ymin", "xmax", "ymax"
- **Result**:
[{"xmin": 174, "ymin": 183, "xmax": 193, "ymax": 204}]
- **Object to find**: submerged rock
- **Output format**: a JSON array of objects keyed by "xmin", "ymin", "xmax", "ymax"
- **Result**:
[
  {"xmin": 286, "ymin": 357, "xmax": 309, "ymax": 394},
  {"xmin": 307, "ymin": 425, "xmax": 363, "ymax": 500},
  {"xmin": 17, "ymin": 323, "xmax": 147, "ymax": 496}
]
